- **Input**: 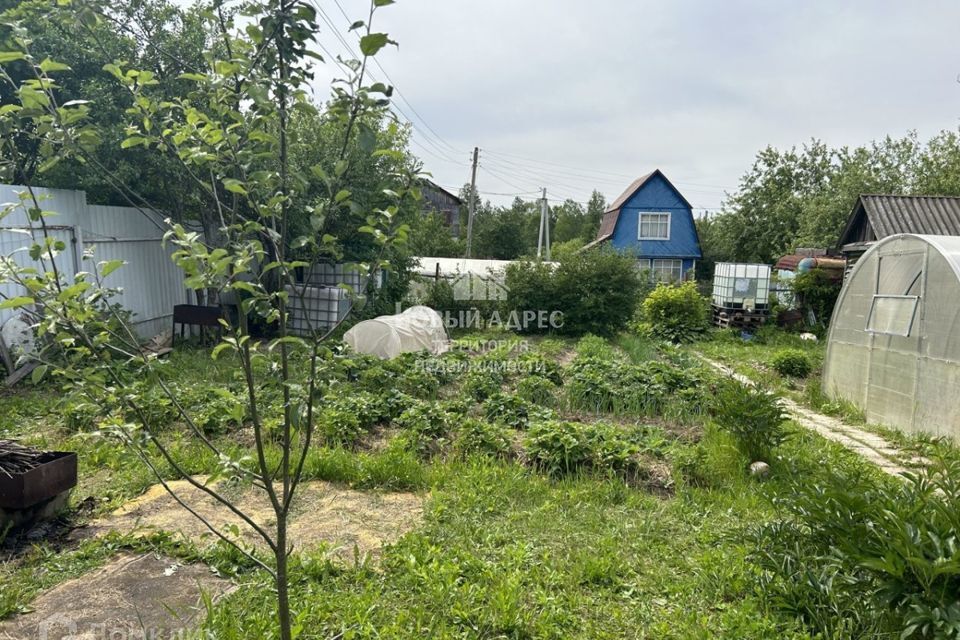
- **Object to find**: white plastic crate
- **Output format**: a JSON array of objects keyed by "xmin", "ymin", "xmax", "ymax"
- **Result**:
[{"xmin": 711, "ymin": 263, "xmax": 771, "ymax": 309}]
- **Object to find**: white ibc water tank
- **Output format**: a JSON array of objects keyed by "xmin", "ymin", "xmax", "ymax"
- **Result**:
[{"xmin": 711, "ymin": 263, "xmax": 771, "ymax": 309}]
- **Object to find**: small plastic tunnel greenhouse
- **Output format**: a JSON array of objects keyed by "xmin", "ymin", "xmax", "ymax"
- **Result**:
[
  {"xmin": 343, "ymin": 305, "xmax": 449, "ymax": 360},
  {"xmin": 823, "ymin": 234, "xmax": 960, "ymax": 437}
]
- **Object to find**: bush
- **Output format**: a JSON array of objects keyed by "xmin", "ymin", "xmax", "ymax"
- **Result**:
[
  {"xmin": 792, "ymin": 268, "xmax": 841, "ymax": 326},
  {"xmin": 420, "ymin": 278, "xmax": 500, "ymax": 322},
  {"xmin": 505, "ymin": 248, "xmax": 642, "ymax": 336},
  {"xmin": 178, "ymin": 386, "xmax": 249, "ymax": 435},
  {"xmin": 380, "ymin": 390, "xmax": 417, "ymax": 421},
  {"xmin": 462, "ymin": 368, "xmax": 504, "ymax": 401},
  {"xmin": 710, "ymin": 379, "xmax": 788, "ymax": 462},
  {"xmin": 394, "ymin": 400, "xmax": 454, "ymax": 457},
  {"xmin": 482, "ymin": 392, "xmax": 532, "ymax": 429},
  {"xmin": 574, "ymin": 334, "xmax": 618, "ymax": 361},
  {"xmin": 516, "ymin": 375, "xmax": 558, "ymax": 406},
  {"xmin": 453, "ymin": 419, "xmax": 512, "ymax": 459},
  {"xmin": 515, "ymin": 352, "xmax": 563, "ymax": 385},
  {"xmin": 771, "ymin": 349, "xmax": 812, "ymax": 378},
  {"xmin": 319, "ymin": 407, "xmax": 363, "ymax": 447},
  {"xmin": 565, "ymin": 357, "xmax": 709, "ymax": 417},
  {"xmin": 62, "ymin": 398, "xmax": 102, "ymax": 431},
  {"xmin": 639, "ymin": 281, "xmax": 709, "ymax": 343},
  {"xmin": 525, "ymin": 420, "xmax": 641, "ymax": 477},
  {"xmin": 340, "ymin": 391, "xmax": 390, "ymax": 428},
  {"xmin": 753, "ymin": 459, "xmax": 960, "ymax": 639},
  {"xmin": 395, "ymin": 401, "xmax": 450, "ymax": 439}
]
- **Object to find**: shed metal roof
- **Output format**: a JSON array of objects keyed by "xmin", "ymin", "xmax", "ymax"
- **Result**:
[
  {"xmin": 839, "ymin": 195, "xmax": 960, "ymax": 248},
  {"xmin": 421, "ymin": 179, "xmax": 463, "ymax": 205}
]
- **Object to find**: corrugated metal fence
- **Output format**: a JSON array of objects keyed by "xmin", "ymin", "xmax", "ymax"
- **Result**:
[{"xmin": 0, "ymin": 185, "xmax": 194, "ymax": 338}]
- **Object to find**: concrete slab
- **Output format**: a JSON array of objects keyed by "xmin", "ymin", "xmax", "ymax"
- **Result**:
[{"xmin": 0, "ymin": 553, "xmax": 232, "ymax": 640}]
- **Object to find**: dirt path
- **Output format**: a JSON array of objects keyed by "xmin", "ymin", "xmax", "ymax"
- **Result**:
[
  {"xmin": 698, "ymin": 355, "xmax": 928, "ymax": 477},
  {"xmin": 75, "ymin": 478, "xmax": 424, "ymax": 562}
]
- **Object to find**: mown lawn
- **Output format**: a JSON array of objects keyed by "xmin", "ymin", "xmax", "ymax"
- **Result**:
[{"xmin": 0, "ymin": 331, "xmax": 891, "ymax": 638}]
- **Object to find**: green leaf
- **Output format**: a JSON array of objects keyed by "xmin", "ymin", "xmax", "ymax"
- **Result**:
[
  {"xmin": 0, "ymin": 296, "xmax": 34, "ymax": 310},
  {"xmin": 99, "ymin": 259, "xmax": 124, "ymax": 277},
  {"xmin": 222, "ymin": 178, "xmax": 247, "ymax": 195},
  {"xmin": 373, "ymin": 0, "xmax": 395, "ymax": 6},
  {"xmin": 56, "ymin": 282, "xmax": 91, "ymax": 302},
  {"xmin": 0, "ymin": 52, "xmax": 25, "ymax": 64},
  {"xmin": 291, "ymin": 235, "xmax": 313, "ymax": 249},
  {"xmin": 39, "ymin": 58, "xmax": 71, "ymax": 73},
  {"xmin": 31, "ymin": 365, "xmax": 48, "ymax": 385},
  {"xmin": 358, "ymin": 122, "xmax": 376, "ymax": 153},
  {"xmin": 359, "ymin": 33, "xmax": 392, "ymax": 56},
  {"xmin": 211, "ymin": 341, "xmax": 236, "ymax": 360},
  {"xmin": 120, "ymin": 136, "xmax": 147, "ymax": 149},
  {"xmin": 178, "ymin": 72, "xmax": 208, "ymax": 82}
]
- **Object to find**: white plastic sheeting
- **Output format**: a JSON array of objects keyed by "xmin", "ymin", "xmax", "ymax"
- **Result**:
[
  {"xmin": 823, "ymin": 234, "xmax": 960, "ymax": 438},
  {"xmin": 343, "ymin": 305, "xmax": 449, "ymax": 360}
]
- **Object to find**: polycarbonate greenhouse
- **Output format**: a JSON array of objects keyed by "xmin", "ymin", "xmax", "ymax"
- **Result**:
[{"xmin": 823, "ymin": 234, "xmax": 960, "ymax": 437}]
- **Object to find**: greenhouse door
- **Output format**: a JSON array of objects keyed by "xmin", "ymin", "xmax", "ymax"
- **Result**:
[{"xmin": 863, "ymin": 249, "xmax": 925, "ymax": 431}]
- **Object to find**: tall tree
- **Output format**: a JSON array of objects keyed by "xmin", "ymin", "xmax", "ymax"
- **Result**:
[
  {"xmin": 0, "ymin": 3, "xmax": 412, "ymax": 640},
  {"xmin": 704, "ymin": 129, "xmax": 960, "ymax": 266},
  {"xmin": 584, "ymin": 189, "xmax": 606, "ymax": 240}
]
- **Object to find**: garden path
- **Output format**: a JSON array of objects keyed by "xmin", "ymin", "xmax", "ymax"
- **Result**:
[{"xmin": 698, "ymin": 355, "xmax": 929, "ymax": 477}]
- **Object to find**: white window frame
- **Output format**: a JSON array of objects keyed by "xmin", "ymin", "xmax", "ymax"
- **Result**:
[
  {"xmin": 638, "ymin": 212, "xmax": 671, "ymax": 240},
  {"xmin": 651, "ymin": 258, "xmax": 683, "ymax": 282},
  {"xmin": 865, "ymin": 294, "xmax": 919, "ymax": 337}
]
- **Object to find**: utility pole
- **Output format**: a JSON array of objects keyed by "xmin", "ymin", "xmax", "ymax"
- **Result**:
[
  {"xmin": 537, "ymin": 187, "xmax": 546, "ymax": 260},
  {"xmin": 465, "ymin": 146, "xmax": 479, "ymax": 258},
  {"xmin": 537, "ymin": 188, "xmax": 551, "ymax": 260},
  {"xmin": 544, "ymin": 189, "xmax": 551, "ymax": 261}
]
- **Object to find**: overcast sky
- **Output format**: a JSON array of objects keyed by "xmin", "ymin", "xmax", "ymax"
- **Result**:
[{"xmin": 196, "ymin": 0, "xmax": 960, "ymax": 212}]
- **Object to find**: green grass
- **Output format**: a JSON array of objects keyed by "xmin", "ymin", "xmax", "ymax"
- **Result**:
[
  {"xmin": 0, "ymin": 333, "xmax": 952, "ymax": 638},
  {"xmin": 200, "ymin": 423, "xmax": 875, "ymax": 639}
]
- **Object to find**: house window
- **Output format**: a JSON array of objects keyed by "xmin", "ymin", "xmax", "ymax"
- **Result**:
[
  {"xmin": 651, "ymin": 259, "xmax": 683, "ymax": 282},
  {"xmin": 638, "ymin": 212, "xmax": 670, "ymax": 240}
]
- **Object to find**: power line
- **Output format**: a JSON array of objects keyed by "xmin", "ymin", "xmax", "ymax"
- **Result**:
[
  {"xmin": 479, "ymin": 164, "xmax": 590, "ymax": 206},
  {"xmin": 329, "ymin": 0, "xmax": 464, "ymax": 156},
  {"xmin": 312, "ymin": 0, "xmax": 464, "ymax": 164},
  {"xmin": 483, "ymin": 148, "xmax": 732, "ymax": 192},
  {"xmin": 482, "ymin": 152, "xmax": 632, "ymax": 186},
  {"xmin": 478, "ymin": 163, "xmax": 537, "ymax": 194},
  {"xmin": 481, "ymin": 156, "xmax": 615, "ymax": 196}
]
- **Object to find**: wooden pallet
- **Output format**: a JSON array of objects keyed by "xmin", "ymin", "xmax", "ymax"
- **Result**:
[{"xmin": 713, "ymin": 307, "xmax": 769, "ymax": 329}]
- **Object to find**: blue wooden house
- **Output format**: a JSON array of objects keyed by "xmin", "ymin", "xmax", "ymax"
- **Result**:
[{"xmin": 588, "ymin": 169, "xmax": 702, "ymax": 281}]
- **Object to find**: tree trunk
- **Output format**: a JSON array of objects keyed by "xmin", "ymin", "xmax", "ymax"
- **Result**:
[{"xmin": 275, "ymin": 517, "xmax": 292, "ymax": 640}]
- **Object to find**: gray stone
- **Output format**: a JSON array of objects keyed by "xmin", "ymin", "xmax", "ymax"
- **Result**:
[{"xmin": 749, "ymin": 461, "xmax": 770, "ymax": 478}]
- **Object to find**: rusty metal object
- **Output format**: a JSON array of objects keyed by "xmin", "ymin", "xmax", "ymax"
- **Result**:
[{"xmin": 0, "ymin": 451, "xmax": 77, "ymax": 510}]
